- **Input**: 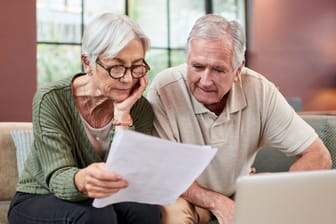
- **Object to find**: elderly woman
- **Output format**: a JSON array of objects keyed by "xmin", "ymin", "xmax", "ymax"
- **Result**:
[{"xmin": 8, "ymin": 13, "xmax": 161, "ymax": 224}]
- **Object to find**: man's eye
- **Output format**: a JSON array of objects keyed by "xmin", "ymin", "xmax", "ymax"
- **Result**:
[
  {"xmin": 192, "ymin": 65, "xmax": 205, "ymax": 71},
  {"xmin": 213, "ymin": 66, "xmax": 226, "ymax": 73},
  {"xmin": 214, "ymin": 68, "xmax": 225, "ymax": 73}
]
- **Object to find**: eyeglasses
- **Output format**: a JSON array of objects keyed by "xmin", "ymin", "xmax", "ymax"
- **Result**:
[{"xmin": 96, "ymin": 59, "xmax": 150, "ymax": 79}]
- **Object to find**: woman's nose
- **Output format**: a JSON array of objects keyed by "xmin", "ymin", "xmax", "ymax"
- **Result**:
[{"xmin": 120, "ymin": 69, "xmax": 133, "ymax": 82}]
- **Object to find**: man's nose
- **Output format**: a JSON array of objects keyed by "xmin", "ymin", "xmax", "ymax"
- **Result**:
[{"xmin": 199, "ymin": 68, "xmax": 213, "ymax": 85}]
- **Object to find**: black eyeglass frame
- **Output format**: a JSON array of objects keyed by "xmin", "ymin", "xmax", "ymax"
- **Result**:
[{"xmin": 96, "ymin": 59, "xmax": 150, "ymax": 79}]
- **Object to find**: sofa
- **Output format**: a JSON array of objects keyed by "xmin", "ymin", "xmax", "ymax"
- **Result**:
[
  {"xmin": 0, "ymin": 122, "xmax": 32, "ymax": 224},
  {"xmin": 253, "ymin": 113, "xmax": 336, "ymax": 172},
  {"xmin": 1, "ymin": 114, "xmax": 336, "ymax": 224}
]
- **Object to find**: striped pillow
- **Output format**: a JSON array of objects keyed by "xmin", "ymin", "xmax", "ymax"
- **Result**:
[{"xmin": 10, "ymin": 130, "xmax": 34, "ymax": 176}]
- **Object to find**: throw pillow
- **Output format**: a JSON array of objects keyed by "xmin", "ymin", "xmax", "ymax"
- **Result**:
[{"xmin": 10, "ymin": 130, "xmax": 34, "ymax": 176}]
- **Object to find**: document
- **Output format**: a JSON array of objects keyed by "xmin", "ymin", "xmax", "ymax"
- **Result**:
[{"xmin": 93, "ymin": 129, "xmax": 217, "ymax": 208}]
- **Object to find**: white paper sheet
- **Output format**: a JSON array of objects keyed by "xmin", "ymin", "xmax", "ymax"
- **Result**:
[{"xmin": 93, "ymin": 129, "xmax": 217, "ymax": 208}]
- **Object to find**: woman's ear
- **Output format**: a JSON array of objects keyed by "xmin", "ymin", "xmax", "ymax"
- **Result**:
[
  {"xmin": 81, "ymin": 54, "xmax": 91, "ymax": 73},
  {"xmin": 234, "ymin": 60, "xmax": 245, "ymax": 82}
]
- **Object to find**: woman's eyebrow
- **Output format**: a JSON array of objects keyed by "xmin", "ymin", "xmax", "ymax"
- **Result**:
[{"xmin": 112, "ymin": 58, "xmax": 144, "ymax": 64}]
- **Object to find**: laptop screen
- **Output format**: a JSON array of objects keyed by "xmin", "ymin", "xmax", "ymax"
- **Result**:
[{"xmin": 234, "ymin": 170, "xmax": 336, "ymax": 224}]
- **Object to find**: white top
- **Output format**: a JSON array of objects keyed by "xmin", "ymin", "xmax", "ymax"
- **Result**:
[{"xmin": 80, "ymin": 115, "xmax": 113, "ymax": 159}]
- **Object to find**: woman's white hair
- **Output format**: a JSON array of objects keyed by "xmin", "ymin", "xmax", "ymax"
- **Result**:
[
  {"xmin": 186, "ymin": 14, "xmax": 246, "ymax": 70},
  {"xmin": 82, "ymin": 12, "xmax": 150, "ymax": 67}
]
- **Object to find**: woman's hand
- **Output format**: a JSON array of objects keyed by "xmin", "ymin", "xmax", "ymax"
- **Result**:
[
  {"xmin": 114, "ymin": 76, "xmax": 148, "ymax": 122},
  {"xmin": 75, "ymin": 162, "xmax": 128, "ymax": 198}
]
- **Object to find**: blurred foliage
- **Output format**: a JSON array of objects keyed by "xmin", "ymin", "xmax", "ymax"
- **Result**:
[
  {"xmin": 37, "ymin": 44, "xmax": 82, "ymax": 86},
  {"xmin": 144, "ymin": 49, "xmax": 185, "ymax": 95}
]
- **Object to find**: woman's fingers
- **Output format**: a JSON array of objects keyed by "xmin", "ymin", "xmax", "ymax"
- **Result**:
[{"xmin": 75, "ymin": 162, "xmax": 128, "ymax": 198}]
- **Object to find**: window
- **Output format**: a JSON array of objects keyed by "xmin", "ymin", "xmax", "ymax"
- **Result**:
[{"xmin": 37, "ymin": 0, "xmax": 245, "ymax": 87}]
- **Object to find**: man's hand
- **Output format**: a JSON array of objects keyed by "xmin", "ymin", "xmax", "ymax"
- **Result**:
[
  {"xmin": 182, "ymin": 182, "xmax": 235, "ymax": 224},
  {"xmin": 211, "ymin": 195, "xmax": 234, "ymax": 224}
]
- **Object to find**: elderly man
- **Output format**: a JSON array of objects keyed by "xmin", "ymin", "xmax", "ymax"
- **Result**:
[{"xmin": 147, "ymin": 14, "xmax": 332, "ymax": 224}]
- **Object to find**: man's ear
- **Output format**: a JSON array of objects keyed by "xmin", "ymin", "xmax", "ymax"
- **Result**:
[{"xmin": 234, "ymin": 59, "xmax": 245, "ymax": 82}]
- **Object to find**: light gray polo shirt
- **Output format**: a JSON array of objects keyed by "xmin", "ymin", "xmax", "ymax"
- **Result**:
[{"xmin": 147, "ymin": 63, "xmax": 317, "ymax": 196}]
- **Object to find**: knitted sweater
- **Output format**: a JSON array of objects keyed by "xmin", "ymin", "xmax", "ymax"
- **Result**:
[{"xmin": 17, "ymin": 73, "xmax": 153, "ymax": 201}]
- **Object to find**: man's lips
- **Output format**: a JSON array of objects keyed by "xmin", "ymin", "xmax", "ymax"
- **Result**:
[{"xmin": 196, "ymin": 85, "xmax": 216, "ymax": 93}]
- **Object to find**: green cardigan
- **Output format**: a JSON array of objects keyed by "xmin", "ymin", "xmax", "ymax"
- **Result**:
[{"xmin": 17, "ymin": 74, "xmax": 154, "ymax": 201}]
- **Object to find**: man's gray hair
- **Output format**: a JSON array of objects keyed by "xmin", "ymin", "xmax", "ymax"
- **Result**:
[
  {"xmin": 82, "ymin": 12, "xmax": 150, "ymax": 67},
  {"xmin": 186, "ymin": 14, "xmax": 246, "ymax": 70}
]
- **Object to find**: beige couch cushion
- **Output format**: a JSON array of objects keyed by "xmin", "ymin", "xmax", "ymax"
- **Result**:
[{"xmin": 0, "ymin": 122, "xmax": 32, "ymax": 223}]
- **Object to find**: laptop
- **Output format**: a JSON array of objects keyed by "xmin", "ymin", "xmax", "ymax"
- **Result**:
[{"xmin": 234, "ymin": 170, "xmax": 336, "ymax": 224}]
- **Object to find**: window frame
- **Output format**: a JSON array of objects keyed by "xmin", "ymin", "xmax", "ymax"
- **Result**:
[{"xmin": 36, "ymin": 0, "xmax": 246, "ymax": 85}]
